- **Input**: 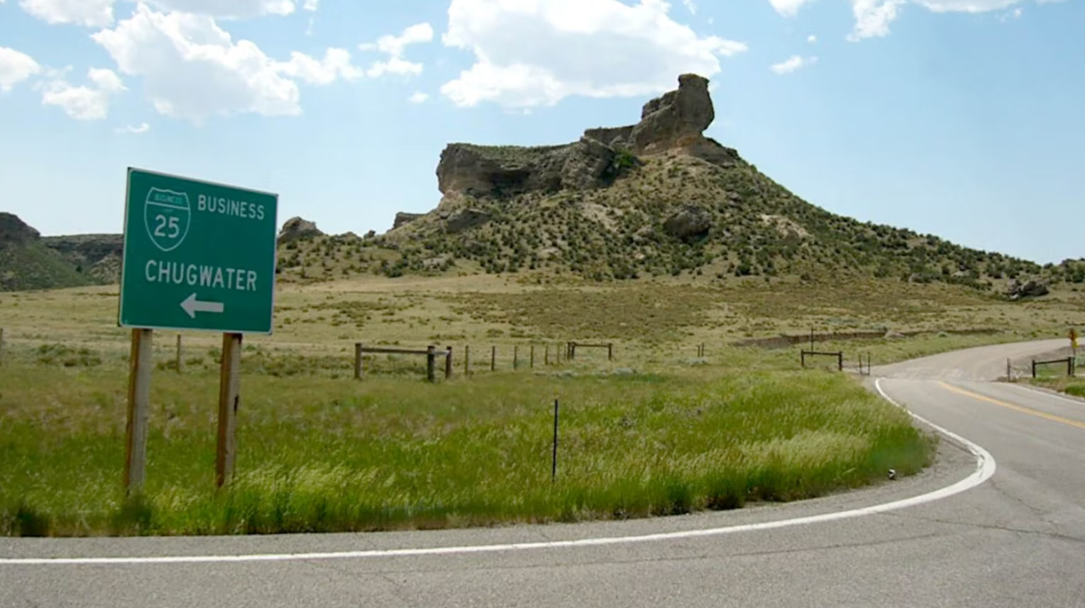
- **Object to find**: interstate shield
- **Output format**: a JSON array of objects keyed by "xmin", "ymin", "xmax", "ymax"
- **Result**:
[{"xmin": 144, "ymin": 187, "xmax": 192, "ymax": 253}]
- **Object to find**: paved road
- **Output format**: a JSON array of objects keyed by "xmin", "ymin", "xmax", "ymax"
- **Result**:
[{"xmin": 3, "ymin": 339, "xmax": 1085, "ymax": 607}]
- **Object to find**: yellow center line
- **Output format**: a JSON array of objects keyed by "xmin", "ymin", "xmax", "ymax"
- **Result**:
[{"xmin": 937, "ymin": 381, "xmax": 1085, "ymax": 431}]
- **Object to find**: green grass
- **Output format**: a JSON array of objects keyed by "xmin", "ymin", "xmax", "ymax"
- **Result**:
[
  {"xmin": 0, "ymin": 362, "xmax": 933, "ymax": 537},
  {"xmin": 1029, "ymin": 356, "xmax": 1085, "ymax": 396},
  {"xmin": 0, "ymin": 241, "xmax": 97, "ymax": 292}
]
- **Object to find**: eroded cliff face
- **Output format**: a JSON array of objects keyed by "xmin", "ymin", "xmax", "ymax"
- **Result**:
[
  {"xmin": 435, "ymin": 138, "xmax": 620, "ymax": 198},
  {"xmin": 433, "ymin": 73, "xmax": 734, "ymax": 201}
]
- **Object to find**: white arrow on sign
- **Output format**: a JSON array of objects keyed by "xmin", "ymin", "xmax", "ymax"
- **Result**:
[{"xmin": 181, "ymin": 293, "xmax": 225, "ymax": 319}]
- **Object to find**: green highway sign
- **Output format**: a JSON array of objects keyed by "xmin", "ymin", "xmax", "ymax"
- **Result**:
[{"xmin": 118, "ymin": 167, "xmax": 279, "ymax": 334}]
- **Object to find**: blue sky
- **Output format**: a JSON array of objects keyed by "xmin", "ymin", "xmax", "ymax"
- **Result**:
[{"xmin": 0, "ymin": 0, "xmax": 1081, "ymax": 265}]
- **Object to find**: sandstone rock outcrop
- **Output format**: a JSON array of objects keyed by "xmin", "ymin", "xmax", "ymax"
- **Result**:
[
  {"xmin": 393, "ymin": 212, "xmax": 424, "ymax": 230},
  {"xmin": 434, "ymin": 73, "xmax": 732, "ymax": 200},
  {"xmin": 436, "ymin": 138, "xmax": 620, "ymax": 198},
  {"xmin": 631, "ymin": 73, "xmax": 715, "ymax": 155},
  {"xmin": 278, "ymin": 217, "xmax": 323, "ymax": 243}
]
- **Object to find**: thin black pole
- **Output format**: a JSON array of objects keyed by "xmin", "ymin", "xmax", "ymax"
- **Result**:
[{"xmin": 552, "ymin": 399, "xmax": 560, "ymax": 482}]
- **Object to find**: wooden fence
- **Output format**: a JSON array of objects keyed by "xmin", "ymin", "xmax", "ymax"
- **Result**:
[
  {"xmin": 801, "ymin": 350, "xmax": 844, "ymax": 371},
  {"xmin": 1032, "ymin": 357, "xmax": 1075, "ymax": 378},
  {"xmin": 355, "ymin": 344, "xmax": 453, "ymax": 382},
  {"xmin": 566, "ymin": 341, "xmax": 613, "ymax": 361}
]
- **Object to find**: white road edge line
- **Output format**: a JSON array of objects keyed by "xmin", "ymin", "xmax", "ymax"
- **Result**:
[{"xmin": 0, "ymin": 378, "xmax": 997, "ymax": 566}]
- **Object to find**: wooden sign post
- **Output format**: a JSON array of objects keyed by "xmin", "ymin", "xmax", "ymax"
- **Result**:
[
  {"xmin": 1071, "ymin": 328, "xmax": 1079, "ymax": 376},
  {"xmin": 124, "ymin": 328, "xmax": 154, "ymax": 495},
  {"xmin": 117, "ymin": 167, "xmax": 279, "ymax": 494},
  {"xmin": 216, "ymin": 333, "xmax": 243, "ymax": 489}
]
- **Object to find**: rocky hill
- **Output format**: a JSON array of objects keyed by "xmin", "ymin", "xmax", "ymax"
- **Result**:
[
  {"xmin": 4, "ymin": 73, "xmax": 1082, "ymax": 294},
  {"xmin": 0, "ymin": 213, "xmax": 99, "ymax": 291},
  {"xmin": 40, "ymin": 233, "xmax": 124, "ymax": 284},
  {"xmin": 360, "ymin": 73, "xmax": 1079, "ymax": 291}
]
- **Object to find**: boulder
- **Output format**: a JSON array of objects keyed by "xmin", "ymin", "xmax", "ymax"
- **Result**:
[
  {"xmin": 1006, "ymin": 278, "xmax": 1049, "ymax": 300},
  {"xmin": 663, "ymin": 205, "xmax": 713, "ymax": 242},
  {"xmin": 277, "ymin": 217, "xmax": 323, "ymax": 243}
]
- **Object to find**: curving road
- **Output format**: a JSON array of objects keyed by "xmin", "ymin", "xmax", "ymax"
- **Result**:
[{"xmin": 3, "ymin": 338, "xmax": 1085, "ymax": 607}]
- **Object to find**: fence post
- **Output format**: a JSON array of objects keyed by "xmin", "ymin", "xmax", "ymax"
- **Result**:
[
  {"xmin": 1032, "ymin": 360, "xmax": 1037, "ymax": 379},
  {"xmin": 491, "ymin": 346, "xmax": 496, "ymax": 371},
  {"xmin": 426, "ymin": 345, "xmax": 436, "ymax": 383},
  {"xmin": 530, "ymin": 344, "xmax": 535, "ymax": 368},
  {"xmin": 354, "ymin": 343, "xmax": 363, "ymax": 380},
  {"xmin": 1007, "ymin": 357, "xmax": 1012, "ymax": 381},
  {"xmin": 801, "ymin": 351, "xmax": 806, "ymax": 368},
  {"xmin": 445, "ymin": 345, "xmax": 453, "ymax": 380},
  {"xmin": 552, "ymin": 399, "xmax": 560, "ymax": 482},
  {"xmin": 1069, "ymin": 357, "xmax": 1074, "ymax": 378},
  {"xmin": 514, "ymin": 345, "xmax": 519, "ymax": 370},
  {"xmin": 176, "ymin": 334, "xmax": 182, "ymax": 373},
  {"xmin": 838, "ymin": 352, "xmax": 843, "ymax": 372},
  {"xmin": 465, "ymin": 345, "xmax": 470, "ymax": 376},
  {"xmin": 608, "ymin": 343, "xmax": 613, "ymax": 361}
]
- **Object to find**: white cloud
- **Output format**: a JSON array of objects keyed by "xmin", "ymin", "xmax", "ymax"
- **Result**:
[
  {"xmin": 683, "ymin": 0, "xmax": 697, "ymax": 13},
  {"xmin": 275, "ymin": 48, "xmax": 362, "ymax": 85},
  {"xmin": 359, "ymin": 22, "xmax": 433, "ymax": 77},
  {"xmin": 90, "ymin": 3, "xmax": 361, "ymax": 122},
  {"xmin": 439, "ymin": 0, "xmax": 747, "ymax": 108},
  {"xmin": 0, "ymin": 46, "xmax": 42, "ymax": 92},
  {"xmin": 19, "ymin": 0, "xmax": 115, "ymax": 27},
  {"xmin": 765, "ymin": 0, "xmax": 1063, "ymax": 41},
  {"xmin": 40, "ymin": 67, "xmax": 126, "ymax": 120},
  {"xmin": 302, "ymin": 0, "xmax": 317, "ymax": 10},
  {"xmin": 17, "ymin": 0, "xmax": 301, "ymax": 26},
  {"xmin": 408, "ymin": 91, "xmax": 428, "ymax": 103},
  {"xmin": 808, "ymin": 34, "xmax": 818, "ymax": 43},
  {"xmin": 146, "ymin": 0, "xmax": 295, "ymax": 19},
  {"xmin": 116, "ymin": 121, "xmax": 150, "ymax": 133},
  {"xmin": 846, "ymin": 0, "xmax": 907, "ymax": 40},
  {"xmin": 770, "ymin": 54, "xmax": 817, "ymax": 74},
  {"xmin": 912, "ymin": 0, "xmax": 1024, "ymax": 11},
  {"xmin": 768, "ymin": 0, "xmax": 815, "ymax": 16}
]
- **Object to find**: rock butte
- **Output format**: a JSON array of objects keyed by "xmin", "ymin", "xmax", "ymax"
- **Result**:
[{"xmin": 430, "ymin": 73, "xmax": 736, "ymax": 205}]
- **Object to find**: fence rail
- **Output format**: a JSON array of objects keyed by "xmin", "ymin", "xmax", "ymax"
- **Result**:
[
  {"xmin": 355, "ymin": 343, "xmax": 453, "ymax": 382},
  {"xmin": 566, "ymin": 341, "xmax": 613, "ymax": 361},
  {"xmin": 801, "ymin": 350, "xmax": 844, "ymax": 371},
  {"xmin": 1032, "ymin": 357, "xmax": 1075, "ymax": 378}
]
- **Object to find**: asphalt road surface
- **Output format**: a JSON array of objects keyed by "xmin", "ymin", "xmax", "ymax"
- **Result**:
[{"xmin": 3, "ymin": 338, "xmax": 1084, "ymax": 608}]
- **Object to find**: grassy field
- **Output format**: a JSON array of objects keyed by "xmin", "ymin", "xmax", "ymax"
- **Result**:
[
  {"xmin": 1028, "ymin": 354, "xmax": 1085, "ymax": 397},
  {"xmin": 0, "ymin": 274, "xmax": 1082, "ymax": 537},
  {"xmin": 0, "ymin": 361, "xmax": 934, "ymax": 537}
]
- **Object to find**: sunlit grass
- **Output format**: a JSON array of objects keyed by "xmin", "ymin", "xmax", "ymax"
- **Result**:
[{"xmin": 0, "ymin": 362, "xmax": 933, "ymax": 537}]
